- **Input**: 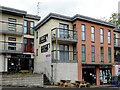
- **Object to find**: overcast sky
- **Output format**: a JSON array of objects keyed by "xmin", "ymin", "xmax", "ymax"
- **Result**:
[{"xmin": 1, "ymin": 0, "xmax": 120, "ymax": 21}]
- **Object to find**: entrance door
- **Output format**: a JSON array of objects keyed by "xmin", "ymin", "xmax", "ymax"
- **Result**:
[
  {"xmin": 82, "ymin": 68, "xmax": 96, "ymax": 85},
  {"xmin": 60, "ymin": 44, "xmax": 69, "ymax": 61}
]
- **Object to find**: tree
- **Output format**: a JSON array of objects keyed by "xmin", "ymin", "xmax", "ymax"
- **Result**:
[{"xmin": 108, "ymin": 13, "xmax": 120, "ymax": 26}]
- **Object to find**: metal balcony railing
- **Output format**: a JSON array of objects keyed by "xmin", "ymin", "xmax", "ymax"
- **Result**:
[
  {"xmin": 114, "ymin": 38, "xmax": 120, "ymax": 47},
  {"xmin": 52, "ymin": 50, "xmax": 78, "ymax": 63},
  {"xmin": 51, "ymin": 28, "xmax": 77, "ymax": 41},
  {"xmin": 0, "ymin": 41, "xmax": 23, "ymax": 53}
]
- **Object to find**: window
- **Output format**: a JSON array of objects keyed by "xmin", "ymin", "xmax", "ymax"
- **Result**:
[
  {"xmin": 36, "ymin": 32, "xmax": 38, "ymax": 39},
  {"xmin": 108, "ymin": 47, "xmax": 111, "ymax": 62},
  {"xmin": 114, "ymin": 34, "xmax": 116, "ymax": 45},
  {"xmin": 91, "ymin": 46, "xmax": 95, "ymax": 62},
  {"xmin": 24, "ymin": 20, "xmax": 27, "ymax": 34},
  {"xmin": 59, "ymin": 23, "xmax": 69, "ymax": 38},
  {"xmin": 8, "ymin": 23, "xmax": 16, "ymax": 27},
  {"xmin": 101, "ymin": 47, "xmax": 104, "ymax": 62},
  {"xmin": 73, "ymin": 44, "xmax": 77, "ymax": 60},
  {"xmin": 8, "ymin": 42, "xmax": 16, "ymax": 46},
  {"xmin": 73, "ymin": 24, "xmax": 76, "ymax": 39},
  {"xmin": 81, "ymin": 24, "xmax": 85, "ymax": 41},
  {"xmin": 36, "ymin": 49, "xmax": 38, "ymax": 56},
  {"xmin": 108, "ymin": 30, "xmax": 111, "ymax": 44},
  {"xmin": 24, "ymin": 38, "xmax": 27, "ymax": 52},
  {"xmin": 8, "ymin": 37, "xmax": 16, "ymax": 41},
  {"xmin": 60, "ymin": 44, "xmax": 69, "ymax": 61},
  {"xmin": 8, "ymin": 18, "xmax": 16, "ymax": 22},
  {"xmin": 8, "ymin": 27, "xmax": 16, "ymax": 31},
  {"xmin": 30, "ymin": 39, "xmax": 34, "ymax": 53},
  {"xmin": 8, "ymin": 47, "xmax": 16, "ymax": 50},
  {"xmin": 30, "ymin": 21, "xmax": 34, "ymax": 35},
  {"xmin": 100, "ymin": 28, "xmax": 103, "ymax": 43},
  {"xmin": 82, "ymin": 44, "xmax": 86, "ymax": 61},
  {"xmin": 91, "ymin": 26, "xmax": 95, "ymax": 42}
]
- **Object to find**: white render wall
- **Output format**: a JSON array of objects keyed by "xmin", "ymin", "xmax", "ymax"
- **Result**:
[
  {"xmin": 0, "ymin": 54, "xmax": 8, "ymax": 72},
  {"xmin": 53, "ymin": 63, "xmax": 78, "ymax": 83}
]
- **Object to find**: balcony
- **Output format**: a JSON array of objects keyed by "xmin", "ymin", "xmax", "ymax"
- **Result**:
[
  {"xmin": 0, "ymin": 41, "xmax": 23, "ymax": 54},
  {"xmin": 0, "ymin": 21, "xmax": 23, "ymax": 36},
  {"xmin": 51, "ymin": 28, "xmax": 77, "ymax": 43},
  {"xmin": 52, "ymin": 50, "xmax": 78, "ymax": 63},
  {"xmin": 114, "ymin": 38, "xmax": 120, "ymax": 48}
]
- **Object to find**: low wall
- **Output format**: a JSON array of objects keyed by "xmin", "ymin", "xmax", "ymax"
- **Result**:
[{"xmin": 1, "ymin": 74, "xmax": 44, "ymax": 87}]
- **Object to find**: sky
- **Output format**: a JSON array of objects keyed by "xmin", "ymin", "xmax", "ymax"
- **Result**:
[{"xmin": 1, "ymin": 0, "xmax": 120, "ymax": 21}]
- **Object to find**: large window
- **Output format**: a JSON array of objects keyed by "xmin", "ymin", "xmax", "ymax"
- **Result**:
[
  {"xmin": 60, "ymin": 44, "xmax": 69, "ymax": 61},
  {"xmin": 91, "ymin": 46, "xmax": 95, "ymax": 62},
  {"xmin": 81, "ymin": 24, "xmax": 85, "ymax": 41},
  {"xmin": 108, "ymin": 30, "xmax": 111, "ymax": 44},
  {"xmin": 82, "ymin": 44, "xmax": 86, "ymax": 61},
  {"xmin": 30, "ymin": 21, "xmax": 34, "ymax": 35},
  {"xmin": 100, "ymin": 28, "xmax": 104, "ymax": 43},
  {"xmin": 24, "ymin": 20, "xmax": 27, "ymax": 34},
  {"xmin": 108, "ymin": 47, "xmax": 111, "ymax": 62},
  {"xmin": 101, "ymin": 47, "xmax": 104, "ymax": 62},
  {"xmin": 91, "ymin": 26, "xmax": 95, "ymax": 42}
]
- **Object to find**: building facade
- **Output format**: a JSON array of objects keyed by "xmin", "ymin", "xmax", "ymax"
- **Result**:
[
  {"xmin": 0, "ymin": 6, "xmax": 40, "ymax": 72},
  {"xmin": 34, "ymin": 13, "xmax": 115, "ymax": 85}
]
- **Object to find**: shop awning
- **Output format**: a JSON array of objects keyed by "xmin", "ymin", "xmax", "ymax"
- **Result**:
[{"xmin": 82, "ymin": 62, "xmax": 113, "ymax": 66}]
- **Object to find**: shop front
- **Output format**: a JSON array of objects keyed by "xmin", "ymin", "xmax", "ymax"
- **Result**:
[
  {"xmin": 8, "ymin": 54, "xmax": 34, "ymax": 72},
  {"xmin": 82, "ymin": 63, "xmax": 113, "ymax": 85}
]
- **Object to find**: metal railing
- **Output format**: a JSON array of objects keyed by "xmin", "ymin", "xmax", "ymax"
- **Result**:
[
  {"xmin": 52, "ymin": 50, "xmax": 78, "ymax": 63},
  {"xmin": 0, "ymin": 41, "xmax": 23, "ymax": 53},
  {"xmin": 51, "ymin": 28, "xmax": 77, "ymax": 41},
  {"xmin": 114, "ymin": 38, "xmax": 120, "ymax": 47}
]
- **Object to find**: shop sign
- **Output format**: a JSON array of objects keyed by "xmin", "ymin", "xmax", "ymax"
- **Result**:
[
  {"xmin": 39, "ymin": 34, "xmax": 48, "ymax": 44},
  {"xmin": 41, "ymin": 43, "xmax": 50, "ymax": 53},
  {"xmin": 83, "ymin": 66, "xmax": 96, "ymax": 68},
  {"xmin": 100, "ymin": 65, "xmax": 112, "ymax": 68}
]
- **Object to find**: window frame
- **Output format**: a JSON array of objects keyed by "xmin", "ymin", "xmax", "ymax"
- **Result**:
[
  {"xmin": 30, "ymin": 21, "xmax": 34, "ymax": 35},
  {"xmin": 8, "ymin": 18, "xmax": 16, "ymax": 22},
  {"xmin": 8, "ymin": 37, "xmax": 16, "ymax": 41},
  {"xmin": 101, "ymin": 47, "xmax": 104, "ymax": 62},
  {"xmin": 24, "ymin": 20, "xmax": 28, "ymax": 34},
  {"xmin": 91, "ymin": 46, "xmax": 95, "ymax": 62},
  {"xmin": 81, "ymin": 24, "xmax": 85, "ymax": 41},
  {"xmin": 100, "ymin": 28, "xmax": 104, "ymax": 44},
  {"xmin": 82, "ymin": 44, "xmax": 86, "ymax": 61},
  {"xmin": 108, "ymin": 30, "xmax": 111, "ymax": 44},
  {"xmin": 108, "ymin": 47, "xmax": 111, "ymax": 62},
  {"xmin": 91, "ymin": 26, "xmax": 95, "ymax": 42}
]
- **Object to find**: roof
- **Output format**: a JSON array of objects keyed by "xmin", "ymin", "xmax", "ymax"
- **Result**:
[
  {"xmin": 1, "ymin": 6, "xmax": 40, "ymax": 20},
  {"xmin": 34, "ymin": 13, "xmax": 116, "ymax": 30}
]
